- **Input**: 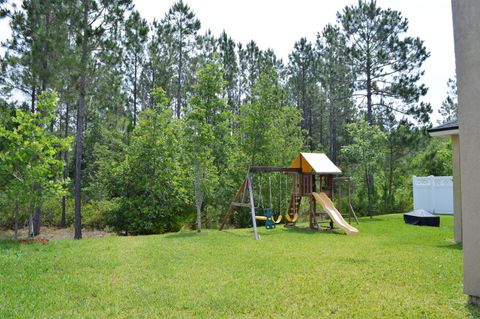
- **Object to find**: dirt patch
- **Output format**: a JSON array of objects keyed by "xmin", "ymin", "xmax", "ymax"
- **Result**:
[
  {"xmin": 19, "ymin": 238, "xmax": 49, "ymax": 244},
  {"xmin": 0, "ymin": 227, "xmax": 112, "ymax": 240}
]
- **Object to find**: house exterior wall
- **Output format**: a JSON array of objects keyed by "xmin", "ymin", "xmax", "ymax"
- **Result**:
[
  {"xmin": 452, "ymin": 134, "xmax": 462, "ymax": 243},
  {"xmin": 451, "ymin": 0, "xmax": 480, "ymax": 304}
]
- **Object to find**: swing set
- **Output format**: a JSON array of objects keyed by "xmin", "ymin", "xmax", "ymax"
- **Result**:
[
  {"xmin": 219, "ymin": 153, "xmax": 359, "ymax": 240},
  {"xmin": 245, "ymin": 174, "xmax": 290, "ymax": 229}
]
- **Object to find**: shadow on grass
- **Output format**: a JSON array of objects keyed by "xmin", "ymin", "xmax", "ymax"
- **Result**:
[
  {"xmin": 163, "ymin": 232, "xmax": 199, "ymax": 239},
  {"xmin": 284, "ymin": 226, "xmax": 343, "ymax": 236},
  {"xmin": 437, "ymin": 242, "xmax": 463, "ymax": 250},
  {"xmin": 359, "ymin": 216, "xmax": 388, "ymax": 222},
  {"xmin": 0, "ymin": 239, "xmax": 19, "ymax": 250},
  {"xmin": 466, "ymin": 303, "xmax": 480, "ymax": 318},
  {"xmin": 219, "ymin": 229, "xmax": 250, "ymax": 238}
]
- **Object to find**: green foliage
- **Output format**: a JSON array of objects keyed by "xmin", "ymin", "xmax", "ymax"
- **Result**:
[
  {"xmin": 159, "ymin": 0, "xmax": 201, "ymax": 117},
  {"xmin": 337, "ymin": 0, "xmax": 430, "ymax": 124},
  {"xmin": 239, "ymin": 67, "xmax": 304, "ymax": 167},
  {"xmin": 108, "ymin": 88, "xmax": 190, "ymax": 235},
  {"xmin": 0, "ymin": 0, "xmax": 452, "ymax": 235},
  {"xmin": 438, "ymin": 77, "xmax": 458, "ymax": 124},
  {"xmin": 341, "ymin": 120, "xmax": 387, "ymax": 212},
  {"xmin": 412, "ymin": 137, "xmax": 453, "ymax": 176},
  {"xmin": 185, "ymin": 57, "xmax": 230, "ymax": 230},
  {"xmin": 0, "ymin": 91, "xmax": 70, "ymax": 213}
]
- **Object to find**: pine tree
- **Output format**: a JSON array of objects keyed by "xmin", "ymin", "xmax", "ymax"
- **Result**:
[
  {"xmin": 438, "ymin": 77, "xmax": 458, "ymax": 124},
  {"xmin": 287, "ymin": 37, "xmax": 316, "ymax": 149},
  {"xmin": 316, "ymin": 24, "xmax": 355, "ymax": 163},
  {"xmin": 239, "ymin": 67, "xmax": 303, "ymax": 167},
  {"xmin": 71, "ymin": 0, "xmax": 132, "ymax": 239},
  {"xmin": 218, "ymin": 31, "xmax": 238, "ymax": 113},
  {"xmin": 337, "ymin": 0, "xmax": 429, "ymax": 125},
  {"xmin": 0, "ymin": 0, "xmax": 9, "ymax": 18},
  {"xmin": 161, "ymin": 0, "xmax": 201, "ymax": 117},
  {"xmin": 124, "ymin": 10, "xmax": 149, "ymax": 127},
  {"xmin": 2, "ymin": 0, "xmax": 72, "ymax": 234}
]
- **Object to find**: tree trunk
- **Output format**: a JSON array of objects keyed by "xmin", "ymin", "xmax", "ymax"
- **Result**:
[
  {"xmin": 365, "ymin": 49, "xmax": 374, "ymax": 217},
  {"xmin": 133, "ymin": 54, "xmax": 138, "ymax": 126},
  {"xmin": 74, "ymin": 0, "xmax": 89, "ymax": 240},
  {"xmin": 319, "ymin": 102, "xmax": 324, "ymax": 147},
  {"xmin": 33, "ymin": 205, "xmax": 41, "ymax": 236},
  {"xmin": 61, "ymin": 103, "xmax": 69, "ymax": 228},
  {"xmin": 366, "ymin": 52, "xmax": 373, "ymax": 125},
  {"xmin": 14, "ymin": 202, "xmax": 19, "ymax": 240},
  {"xmin": 176, "ymin": 39, "xmax": 183, "ymax": 118},
  {"xmin": 308, "ymin": 97, "xmax": 313, "ymax": 151},
  {"xmin": 194, "ymin": 159, "xmax": 204, "ymax": 233},
  {"xmin": 388, "ymin": 138, "xmax": 394, "ymax": 208},
  {"xmin": 196, "ymin": 205, "xmax": 201, "ymax": 233},
  {"xmin": 366, "ymin": 167, "xmax": 374, "ymax": 219},
  {"xmin": 28, "ymin": 208, "xmax": 34, "ymax": 237}
]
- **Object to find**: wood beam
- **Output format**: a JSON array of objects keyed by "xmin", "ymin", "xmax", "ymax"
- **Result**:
[{"xmin": 249, "ymin": 166, "xmax": 301, "ymax": 173}]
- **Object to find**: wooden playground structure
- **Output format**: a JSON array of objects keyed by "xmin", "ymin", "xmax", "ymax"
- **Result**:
[{"xmin": 220, "ymin": 153, "xmax": 359, "ymax": 239}]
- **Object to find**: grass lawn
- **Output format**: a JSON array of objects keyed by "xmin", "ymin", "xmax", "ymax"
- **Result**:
[{"xmin": 0, "ymin": 214, "xmax": 478, "ymax": 318}]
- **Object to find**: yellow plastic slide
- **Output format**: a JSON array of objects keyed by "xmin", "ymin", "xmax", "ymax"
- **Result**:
[{"xmin": 312, "ymin": 192, "xmax": 359, "ymax": 235}]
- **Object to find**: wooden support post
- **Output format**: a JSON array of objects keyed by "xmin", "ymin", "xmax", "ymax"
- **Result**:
[
  {"xmin": 344, "ymin": 179, "xmax": 349, "ymax": 223},
  {"xmin": 247, "ymin": 174, "xmax": 259, "ymax": 240},
  {"xmin": 311, "ymin": 174, "xmax": 317, "ymax": 229},
  {"xmin": 347, "ymin": 178, "xmax": 359, "ymax": 224},
  {"xmin": 328, "ymin": 175, "xmax": 333, "ymax": 199},
  {"xmin": 241, "ymin": 178, "xmax": 248, "ymax": 203},
  {"xmin": 220, "ymin": 179, "xmax": 247, "ymax": 231},
  {"xmin": 339, "ymin": 185, "xmax": 343, "ymax": 220}
]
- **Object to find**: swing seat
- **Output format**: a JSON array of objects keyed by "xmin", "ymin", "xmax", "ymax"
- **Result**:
[
  {"xmin": 255, "ymin": 216, "xmax": 268, "ymax": 221},
  {"xmin": 286, "ymin": 213, "xmax": 299, "ymax": 223},
  {"xmin": 274, "ymin": 214, "xmax": 282, "ymax": 224}
]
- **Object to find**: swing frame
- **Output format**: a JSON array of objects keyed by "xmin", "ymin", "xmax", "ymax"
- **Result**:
[
  {"xmin": 219, "ymin": 166, "xmax": 300, "ymax": 239},
  {"xmin": 220, "ymin": 154, "xmax": 358, "ymax": 239}
]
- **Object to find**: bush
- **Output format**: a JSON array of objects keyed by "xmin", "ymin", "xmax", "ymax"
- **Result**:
[
  {"xmin": 106, "ymin": 201, "xmax": 186, "ymax": 235},
  {"xmin": 35, "ymin": 197, "xmax": 117, "ymax": 230}
]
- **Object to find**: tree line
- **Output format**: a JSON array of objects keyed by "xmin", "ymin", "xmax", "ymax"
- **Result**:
[{"xmin": 0, "ymin": 0, "xmax": 455, "ymax": 238}]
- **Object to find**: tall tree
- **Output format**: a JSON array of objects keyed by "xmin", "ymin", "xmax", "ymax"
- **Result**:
[
  {"xmin": 124, "ymin": 10, "xmax": 149, "ymax": 127},
  {"xmin": 381, "ymin": 116, "xmax": 422, "ymax": 211},
  {"xmin": 218, "ymin": 31, "xmax": 238, "ymax": 113},
  {"xmin": 341, "ymin": 120, "xmax": 387, "ymax": 214},
  {"xmin": 72, "ymin": 0, "xmax": 132, "ymax": 239},
  {"xmin": 287, "ymin": 37, "xmax": 316, "ymax": 149},
  {"xmin": 338, "ymin": 0, "xmax": 429, "ymax": 125},
  {"xmin": 2, "ymin": 0, "xmax": 72, "ymax": 234},
  {"xmin": 186, "ymin": 58, "xmax": 229, "ymax": 232},
  {"xmin": 108, "ymin": 88, "xmax": 188, "ymax": 235},
  {"xmin": 162, "ymin": 0, "xmax": 200, "ymax": 117},
  {"xmin": 316, "ymin": 24, "xmax": 355, "ymax": 163},
  {"xmin": 239, "ymin": 67, "xmax": 303, "ymax": 167},
  {"xmin": 438, "ymin": 77, "xmax": 458, "ymax": 124},
  {"xmin": 0, "ymin": 92, "xmax": 70, "ymax": 237},
  {"xmin": 148, "ymin": 19, "xmax": 174, "ymax": 107}
]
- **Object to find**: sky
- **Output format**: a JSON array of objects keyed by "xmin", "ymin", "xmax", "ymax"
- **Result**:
[
  {"xmin": 134, "ymin": 0, "xmax": 456, "ymax": 123},
  {"xmin": 0, "ymin": 0, "xmax": 455, "ymax": 123}
]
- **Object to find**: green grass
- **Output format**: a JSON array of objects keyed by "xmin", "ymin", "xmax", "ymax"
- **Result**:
[{"xmin": 0, "ymin": 214, "xmax": 478, "ymax": 318}]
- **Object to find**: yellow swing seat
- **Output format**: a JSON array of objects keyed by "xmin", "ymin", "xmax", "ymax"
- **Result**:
[{"xmin": 285, "ymin": 213, "xmax": 299, "ymax": 223}]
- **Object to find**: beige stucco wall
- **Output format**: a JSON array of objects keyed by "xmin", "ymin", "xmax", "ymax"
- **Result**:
[
  {"xmin": 451, "ymin": 0, "xmax": 480, "ymax": 302},
  {"xmin": 451, "ymin": 135, "xmax": 462, "ymax": 243}
]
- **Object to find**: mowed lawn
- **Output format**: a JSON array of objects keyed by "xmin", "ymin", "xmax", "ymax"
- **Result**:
[{"xmin": 0, "ymin": 215, "xmax": 478, "ymax": 318}]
